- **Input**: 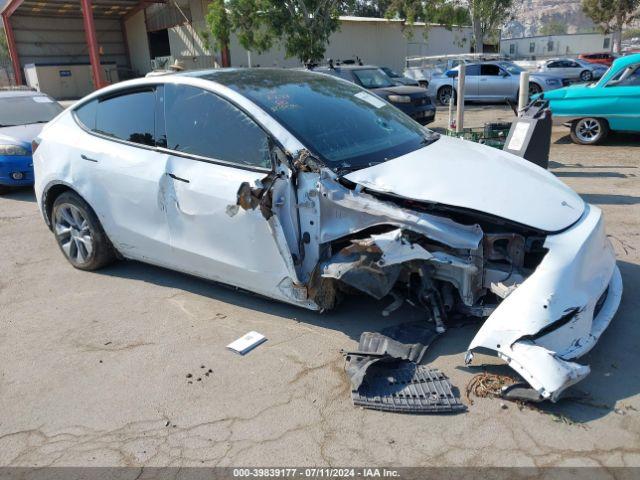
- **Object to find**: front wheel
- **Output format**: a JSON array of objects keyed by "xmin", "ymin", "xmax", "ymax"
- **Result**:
[
  {"xmin": 437, "ymin": 85, "xmax": 456, "ymax": 106},
  {"xmin": 52, "ymin": 191, "xmax": 116, "ymax": 270},
  {"xmin": 570, "ymin": 118, "xmax": 609, "ymax": 145},
  {"xmin": 579, "ymin": 70, "xmax": 593, "ymax": 82}
]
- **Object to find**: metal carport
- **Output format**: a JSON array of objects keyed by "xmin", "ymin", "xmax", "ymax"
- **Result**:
[{"xmin": 1, "ymin": 0, "xmax": 163, "ymax": 88}]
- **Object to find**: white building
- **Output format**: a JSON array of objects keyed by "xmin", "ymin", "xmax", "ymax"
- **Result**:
[
  {"xmin": 501, "ymin": 32, "xmax": 616, "ymax": 59},
  {"xmin": 129, "ymin": 0, "xmax": 476, "ymax": 75}
]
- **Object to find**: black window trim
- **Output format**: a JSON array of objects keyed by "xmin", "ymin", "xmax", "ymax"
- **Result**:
[{"xmin": 71, "ymin": 83, "xmax": 278, "ymax": 174}]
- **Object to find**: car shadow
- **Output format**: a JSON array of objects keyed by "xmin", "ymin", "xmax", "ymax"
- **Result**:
[
  {"xmin": 554, "ymin": 132, "xmax": 640, "ymax": 146},
  {"xmin": 0, "ymin": 186, "xmax": 36, "ymax": 203},
  {"xmin": 554, "ymin": 171, "xmax": 630, "ymax": 179},
  {"xmin": 99, "ymin": 260, "xmax": 426, "ymax": 343},
  {"xmin": 549, "ymin": 160, "xmax": 636, "ymax": 169},
  {"xmin": 580, "ymin": 193, "xmax": 640, "ymax": 205},
  {"xmin": 99, "ymin": 255, "xmax": 639, "ymax": 424}
]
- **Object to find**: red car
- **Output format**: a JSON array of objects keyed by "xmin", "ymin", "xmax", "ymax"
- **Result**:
[{"xmin": 578, "ymin": 52, "xmax": 615, "ymax": 66}]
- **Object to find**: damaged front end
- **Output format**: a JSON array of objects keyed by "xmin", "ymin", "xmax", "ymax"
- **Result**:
[{"xmin": 235, "ymin": 146, "xmax": 622, "ymax": 403}]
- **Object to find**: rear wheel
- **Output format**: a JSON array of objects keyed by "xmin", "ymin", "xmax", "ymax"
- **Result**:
[
  {"xmin": 570, "ymin": 117, "xmax": 609, "ymax": 145},
  {"xmin": 437, "ymin": 85, "xmax": 456, "ymax": 106},
  {"xmin": 52, "ymin": 191, "xmax": 116, "ymax": 271},
  {"xmin": 579, "ymin": 70, "xmax": 593, "ymax": 82}
]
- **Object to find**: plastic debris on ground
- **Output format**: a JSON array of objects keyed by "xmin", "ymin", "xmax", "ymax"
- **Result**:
[
  {"xmin": 343, "ymin": 321, "xmax": 465, "ymax": 414},
  {"xmin": 227, "ymin": 331, "xmax": 267, "ymax": 355}
]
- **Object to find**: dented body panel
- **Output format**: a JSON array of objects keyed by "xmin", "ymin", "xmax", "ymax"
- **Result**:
[{"xmin": 34, "ymin": 69, "xmax": 622, "ymax": 402}]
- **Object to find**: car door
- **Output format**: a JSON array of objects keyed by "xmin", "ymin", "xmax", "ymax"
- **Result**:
[
  {"xmin": 601, "ymin": 62, "xmax": 640, "ymax": 131},
  {"xmin": 564, "ymin": 60, "xmax": 584, "ymax": 80},
  {"xmin": 72, "ymin": 87, "xmax": 173, "ymax": 265},
  {"xmin": 458, "ymin": 64, "xmax": 480, "ymax": 99},
  {"xmin": 545, "ymin": 60, "xmax": 566, "ymax": 78},
  {"xmin": 159, "ymin": 83, "xmax": 293, "ymax": 298},
  {"xmin": 478, "ymin": 64, "xmax": 514, "ymax": 99}
]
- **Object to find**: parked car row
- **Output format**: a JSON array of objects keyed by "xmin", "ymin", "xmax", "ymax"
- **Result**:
[
  {"xmin": 426, "ymin": 60, "xmax": 565, "ymax": 105},
  {"xmin": 313, "ymin": 64, "xmax": 436, "ymax": 125}
]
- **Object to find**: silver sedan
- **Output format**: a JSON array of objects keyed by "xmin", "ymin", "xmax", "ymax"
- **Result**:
[{"xmin": 427, "ymin": 61, "xmax": 565, "ymax": 105}]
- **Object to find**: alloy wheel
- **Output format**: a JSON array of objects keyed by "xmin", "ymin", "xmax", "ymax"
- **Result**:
[
  {"xmin": 438, "ymin": 87, "xmax": 453, "ymax": 106},
  {"xmin": 54, "ymin": 203, "xmax": 94, "ymax": 265},
  {"xmin": 528, "ymin": 83, "xmax": 542, "ymax": 96},
  {"xmin": 575, "ymin": 118, "xmax": 601, "ymax": 144}
]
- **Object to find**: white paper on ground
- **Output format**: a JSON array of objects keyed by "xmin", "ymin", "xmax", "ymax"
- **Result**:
[{"xmin": 227, "ymin": 331, "xmax": 267, "ymax": 355}]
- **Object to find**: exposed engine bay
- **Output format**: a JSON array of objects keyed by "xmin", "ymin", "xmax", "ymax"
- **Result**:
[{"xmin": 234, "ymin": 142, "xmax": 622, "ymax": 404}]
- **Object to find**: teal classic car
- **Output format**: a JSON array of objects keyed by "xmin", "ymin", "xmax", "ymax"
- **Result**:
[{"xmin": 539, "ymin": 53, "xmax": 640, "ymax": 144}]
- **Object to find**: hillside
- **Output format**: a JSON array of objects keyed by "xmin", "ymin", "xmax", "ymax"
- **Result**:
[{"xmin": 505, "ymin": 0, "xmax": 597, "ymax": 38}]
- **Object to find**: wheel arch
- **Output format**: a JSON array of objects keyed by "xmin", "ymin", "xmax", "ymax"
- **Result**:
[{"xmin": 42, "ymin": 181, "xmax": 85, "ymax": 230}]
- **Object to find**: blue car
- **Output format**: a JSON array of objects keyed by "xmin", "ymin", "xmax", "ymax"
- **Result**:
[{"xmin": 0, "ymin": 89, "xmax": 64, "ymax": 194}]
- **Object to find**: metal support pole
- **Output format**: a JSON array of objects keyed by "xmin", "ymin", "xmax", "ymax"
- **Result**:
[
  {"xmin": 455, "ymin": 63, "xmax": 465, "ymax": 133},
  {"xmin": 2, "ymin": 14, "xmax": 23, "ymax": 85},
  {"xmin": 247, "ymin": 50, "xmax": 252, "ymax": 68},
  {"xmin": 518, "ymin": 71, "xmax": 530, "ymax": 115},
  {"xmin": 448, "ymin": 96, "xmax": 454, "ymax": 129},
  {"xmin": 81, "ymin": 0, "xmax": 106, "ymax": 90}
]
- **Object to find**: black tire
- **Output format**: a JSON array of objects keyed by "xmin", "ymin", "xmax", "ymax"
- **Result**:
[
  {"xmin": 52, "ymin": 191, "xmax": 116, "ymax": 271},
  {"xmin": 528, "ymin": 82, "xmax": 543, "ymax": 97},
  {"xmin": 579, "ymin": 70, "xmax": 593, "ymax": 82},
  {"xmin": 437, "ymin": 85, "xmax": 456, "ymax": 106},
  {"xmin": 570, "ymin": 118, "xmax": 609, "ymax": 145},
  {"xmin": 418, "ymin": 80, "xmax": 429, "ymax": 89}
]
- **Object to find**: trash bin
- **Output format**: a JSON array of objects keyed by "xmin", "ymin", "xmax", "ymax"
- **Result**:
[{"xmin": 503, "ymin": 99, "xmax": 552, "ymax": 169}]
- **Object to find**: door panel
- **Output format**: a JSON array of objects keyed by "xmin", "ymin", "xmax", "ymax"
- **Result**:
[
  {"xmin": 164, "ymin": 156, "xmax": 291, "ymax": 297},
  {"xmin": 72, "ymin": 90, "xmax": 172, "ymax": 264},
  {"xmin": 160, "ymin": 83, "xmax": 292, "ymax": 298}
]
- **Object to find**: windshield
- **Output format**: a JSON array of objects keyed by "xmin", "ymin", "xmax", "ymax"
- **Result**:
[
  {"xmin": 204, "ymin": 69, "xmax": 436, "ymax": 172},
  {"xmin": 0, "ymin": 95, "xmax": 63, "ymax": 127},
  {"xmin": 381, "ymin": 67, "xmax": 401, "ymax": 78},
  {"xmin": 352, "ymin": 69, "xmax": 395, "ymax": 88}
]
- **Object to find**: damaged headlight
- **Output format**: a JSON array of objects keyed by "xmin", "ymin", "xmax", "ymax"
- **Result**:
[
  {"xmin": 387, "ymin": 94, "xmax": 412, "ymax": 104},
  {"xmin": 0, "ymin": 144, "xmax": 28, "ymax": 156}
]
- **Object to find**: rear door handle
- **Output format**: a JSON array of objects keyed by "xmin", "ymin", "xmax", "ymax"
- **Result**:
[
  {"xmin": 81, "ymin": 154, "xmax": 98, "ymax": 163},
  {"xmin": 168, "ymin": 173, "xmax": 190, "ymax": 183}
]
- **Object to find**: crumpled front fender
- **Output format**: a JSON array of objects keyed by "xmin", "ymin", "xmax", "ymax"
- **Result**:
[{"xmin": 467, "ymin": 204, "xmax": 623, "ymax": 401}]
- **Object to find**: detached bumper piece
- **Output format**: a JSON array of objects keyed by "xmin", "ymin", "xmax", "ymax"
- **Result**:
[
  {"xmin": 352, "ymin": 363, "xmax": 465, "ymax": 414},
  {"xmin": 344, "ymin": 323, "xmax": 465, "ymax": 414}
]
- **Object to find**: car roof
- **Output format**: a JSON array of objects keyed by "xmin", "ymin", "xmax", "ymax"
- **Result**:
[
  {"xmin": 612, "ymin": 52, "xmax": 640, "ymax": 70},
  {"xmin": 0, "ymin": 89, "xmax": 48, "ymax": 99}
]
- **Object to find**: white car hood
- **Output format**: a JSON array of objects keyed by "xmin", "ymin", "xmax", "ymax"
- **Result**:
[{"xmin": 344, "ymin": 135, "xmax": 584, "ymax": 232}]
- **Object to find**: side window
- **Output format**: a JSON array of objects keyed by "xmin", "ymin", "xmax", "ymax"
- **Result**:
[
  {"xmin": 164, "ymin": 84, "xmax": 271, "ymax": 169},
  {"xmin": 480, "ymin": 64, "xmax": 501, "ymax": 76},
  {"xmin": 567, "ymin": 61, "xmax": 580, "ymax": 68},
  {"xmin": 465, "ymin": 65, "xmax": 480, "ymax": 76},
  {"xmin": 609, "ymin": 65, "xmax": 640, "ymax": 87},
  {"xmin": 95, "ymin": 90, "xmax": 156, "ymax": 147},
  {"xmin": 548, "ymin": 61, "xmax": 560, "ymax": 69},
  {"xmin": 74, "ymin": 99, "xmax": 97, "ymax": 130}
]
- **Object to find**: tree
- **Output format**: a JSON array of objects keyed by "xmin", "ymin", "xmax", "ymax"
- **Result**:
[
  {"xmin": 0, "ymin": 28, "xmax": 9, "ymax": 60},
  {"xmin": 466, "ymin": 0, "xmax": 514, "ymax": 53},
  {"xmin": 204, "ymin": 0, "xmax": 232, "ymax": 66},
  {"xmin": 582, "ymin": 0, "xmax": 640, "ymax": 52},
  {"xmin": 221, "ymin": 0, "xmax": 351, "ymax": 66},
  {"xmin": 539, "ymin": 20, "xmax": 568, "ymax": 36}
]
